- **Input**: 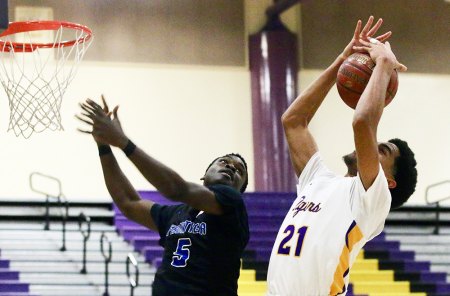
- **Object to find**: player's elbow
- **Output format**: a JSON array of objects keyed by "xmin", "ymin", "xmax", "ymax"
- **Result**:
[
  {"xmin": 151, "ymin": 174, "xmax": 190, "ymax": 202},
  {"xmin": 118, "ymin": 201, "xmax": 136, "ymax": 221},
  {"xmin": 281, "ymin": 112, "xmax": 308, "ymax": 130},
  {"xmin": 352, "ymin": 113, "xmax": 375, "ymax": 133}
]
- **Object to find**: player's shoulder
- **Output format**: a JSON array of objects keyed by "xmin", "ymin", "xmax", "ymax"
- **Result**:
[
  {"xmin": 207, "ymin": 184, "xmax": 246, "ymax": 215},
  {"xmin": 151, "ymin": 203, "xmax": 189, "ymax": 217},
  {"xmin": 299, "ymin": 152, "xmax": 335, "ymax": 181},
  {"xmin": 303, "ymin": 152, "xmax": 331, "ymax": 173},
  {"xmin": 207, "ymin": 184, "xmax": 242, "ymax": 198},
  {"xmin": 355, "ymin": 163, "xmax": 390, "ymax": 194}
]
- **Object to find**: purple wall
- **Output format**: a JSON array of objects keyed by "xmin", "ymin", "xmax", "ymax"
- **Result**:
[{"xmin": 249, "ymin": 27, "xmax": 298, "ymax": 192}]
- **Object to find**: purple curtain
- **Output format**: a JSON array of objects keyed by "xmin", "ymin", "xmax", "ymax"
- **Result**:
[{"xmin": 249, "ymin": 27, "xmax": 298, "ymax": 192}]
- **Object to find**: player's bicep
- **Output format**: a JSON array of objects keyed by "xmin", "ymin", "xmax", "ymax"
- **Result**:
[
  {"xmin": 284, "ymin": 127, "xmax": 318, "ymax": 178},
  {"xmin": 121, "ymin": 200, "xmax": 158, "ymax": 231},
  {"xmin": 353, "ymin": 125, "xmax": 380, "ymax": 190}
]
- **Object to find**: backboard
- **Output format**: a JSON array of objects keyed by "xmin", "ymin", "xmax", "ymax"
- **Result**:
[{"xmin": 0, "ymin": 0, "xmax": 8, "ymax": 32}]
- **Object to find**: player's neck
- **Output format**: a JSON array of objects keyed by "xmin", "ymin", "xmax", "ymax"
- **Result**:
[{"xmin": 345, "ymin": 169, "xmax": 357, "ymax": 177}]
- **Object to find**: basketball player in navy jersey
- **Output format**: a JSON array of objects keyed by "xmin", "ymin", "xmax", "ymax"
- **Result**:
[{"xmin": 76, "ymin": 97, "xmax": 249, "ymax": 296}]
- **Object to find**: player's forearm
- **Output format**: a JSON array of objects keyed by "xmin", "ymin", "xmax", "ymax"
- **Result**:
[
  {"xmin": 353, "ymin": 59, "xmax": 392, "ymax": 130},
  {"xmin": 99, "ymin": 153, "xmax": 142, "ymax": 209},
  {"xmin": 127, "ymin": 146, "xmax": 189, "ymax": 200},
  {"xmin": 282, "ymin": 56, "xmax": 345, "ymax": 128}
]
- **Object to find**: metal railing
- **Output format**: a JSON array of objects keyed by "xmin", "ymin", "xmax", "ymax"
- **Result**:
[
  {"xmin": 126, "ymin": 253, "xmax": 139, "ymax": 296},
  {"xmin": 425, "ymin": 180, "xmax": 450, "ymax": 234},
  {"xmin": 101, "ymin": 232, "xmax": 113, "ymax": 296},
  {"xmin": 79, "ymin": 212, "xmax": 91, "ymax": 274},
  {"xmin": 29, "ymin": 172, "xmax": 69, "ymax": 251}
]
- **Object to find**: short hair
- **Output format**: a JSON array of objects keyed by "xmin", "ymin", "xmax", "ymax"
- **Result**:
[
  {"xmin": 388, "ymin": 138, "xmax": 418, "ymax": 209},
  {"xmin": 205, "ymin": 153, "xmax": 248, "ymax": 193}
]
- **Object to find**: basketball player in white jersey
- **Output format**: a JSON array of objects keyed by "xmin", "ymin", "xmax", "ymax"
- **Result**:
[{"xmin": 266, "ymin": 17, "xmax": 417, "ymax": 295}]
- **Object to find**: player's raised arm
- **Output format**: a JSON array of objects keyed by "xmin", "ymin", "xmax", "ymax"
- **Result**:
[
  {"xmin": 352, "ymin": 39, "xmax": 407, "ymax": 190},
  {"xmin": 97, "ymin": 151, "xmax": 157, "ymax": 230},
  {"xmin": 77, "ymin": 96, "xmax": 247, "ymax": 216},
  {"xmin": 282, "ymin": 16, "xmax": 392, "ymax": 178},
  {"xmin": 76, "ymin": 100, "xmax": 157, "ymax": 231},
  {"xmin": 121, "ymin": 144, "xmax": 242, "ymax": 215},
  {"xmin": 281, "ymin": 61, "xmax": 333, "ymax": 177}
]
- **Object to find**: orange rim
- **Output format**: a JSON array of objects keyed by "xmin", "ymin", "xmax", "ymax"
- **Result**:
[{"xmin": 0, "ymin": 20, "xmax": 93, "ymax": 52}]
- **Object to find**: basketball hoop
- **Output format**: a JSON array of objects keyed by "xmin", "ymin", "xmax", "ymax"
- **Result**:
[{"xmin": 0, "ymin": 20, "xmax": 93, "ymax": 138}]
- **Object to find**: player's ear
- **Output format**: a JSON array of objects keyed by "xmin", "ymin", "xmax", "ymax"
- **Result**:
[{"xmin": 387, "ymin": 177, "xmax": 397, "ymax": 189}]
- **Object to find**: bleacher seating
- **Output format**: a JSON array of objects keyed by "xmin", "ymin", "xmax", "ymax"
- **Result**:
[
  {"xmin": 0, "ymin": 256, "xmax": 33, "ymax": 296},
  {"xmin": 2, "ymin": 193, "xmax": 450, "ymax": 295},
  {"xmin": 115, "ymin": 191, "xmax": 450, "ymax": 296},
  {"xmin": 0, "ymin": 201, "xmax": 154, "ymax": 296}
]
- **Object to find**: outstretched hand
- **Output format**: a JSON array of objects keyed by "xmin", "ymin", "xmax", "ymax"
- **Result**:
[
  {"xmin": 76, "ymin": 95, "xmax": 129, "ymax": 148},
  {"xmin": 353, "ymin": 38, "xmax": 407, "ymax": 72},
  {"xmin": 340, "ymin": 16, "xmax": 392, "ymax": 60}
]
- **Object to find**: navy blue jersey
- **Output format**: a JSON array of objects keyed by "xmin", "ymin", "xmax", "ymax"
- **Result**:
[{"xmin": 150, "ymin": 185, "xmax": 249, "ymax": 296}]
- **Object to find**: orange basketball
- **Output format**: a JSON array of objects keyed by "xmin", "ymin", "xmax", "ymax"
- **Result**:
[{"xmin": 336, "ymin": 52, "xmax": 398, "ymax": 109}]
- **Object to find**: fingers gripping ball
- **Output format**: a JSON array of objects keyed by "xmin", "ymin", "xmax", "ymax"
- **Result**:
[{"xmin": 336, "ymin": 53, "xmax": 398, "ymax": 109}]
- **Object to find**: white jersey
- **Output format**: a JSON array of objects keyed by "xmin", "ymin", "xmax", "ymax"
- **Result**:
[{"xmin": 267, "ymin": 152, "xmax": 391, "ymax": 296}]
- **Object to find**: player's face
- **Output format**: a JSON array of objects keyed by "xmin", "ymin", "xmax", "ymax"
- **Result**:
[
  {"xmin": 378, "ymin": 142, "xmax": 400, "ymax": 179},
  {"xmin": 343, "ymin": 142, "xmax": 400, "ymax": 178},
  {"xmin": 204, "ymin": 156, "xmax": 247, "ymax": 192},
  {"xmin": 343, "ymin": 150, "xmax": 358, "ymax": 176}
]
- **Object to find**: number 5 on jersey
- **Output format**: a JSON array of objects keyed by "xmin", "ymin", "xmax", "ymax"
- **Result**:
[
  {"xmin": 277, "ymin": 225, "xmax": 308, "ymax": 257},
  {"xmin": 171, "ymin": 238, "xmax": 192, "ymax": 267}
]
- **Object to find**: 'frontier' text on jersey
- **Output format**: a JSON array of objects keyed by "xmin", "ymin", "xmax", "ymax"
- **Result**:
[{"xmin": 166, "ymin": 220, "xmax": 207, "ymax": 236}]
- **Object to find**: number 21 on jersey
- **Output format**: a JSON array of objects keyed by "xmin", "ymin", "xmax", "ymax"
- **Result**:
[{"xmin": 277, "ymin": 225, "xmax": 308, "ymax": 257}]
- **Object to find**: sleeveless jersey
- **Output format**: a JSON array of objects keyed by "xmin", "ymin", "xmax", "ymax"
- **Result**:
[{"xmin": 267, "ymin": 152, "xmax": 391, "ymax": 296}]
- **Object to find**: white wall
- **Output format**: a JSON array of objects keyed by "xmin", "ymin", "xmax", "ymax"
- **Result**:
[
  {"xmin": 0, "ymin": 61, "xmax": 448, "ymax": 205},
  {"xmin": 302, "ymin": 69, "xmax": 450, "ymax": 205},
  {"xmin": 0, "ymin": 62, "xmax": 253, "ymax": 202}
]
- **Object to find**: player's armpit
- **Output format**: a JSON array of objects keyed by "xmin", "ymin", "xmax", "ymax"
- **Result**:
[
  {"xmin": 283, "ymin": 125, "xmax": 318, "ymax": 178},
  {"xmin": 120, "ymin": 199, "xmax": 158, "ymax": 231}
]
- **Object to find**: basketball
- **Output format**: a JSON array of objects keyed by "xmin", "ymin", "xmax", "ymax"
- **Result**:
[{"xmin": 336, "ymin": 52, "xmax": 398, "ymax": 109}]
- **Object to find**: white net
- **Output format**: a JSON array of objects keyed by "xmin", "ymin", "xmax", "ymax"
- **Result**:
[{"xmin": 0, "ymin": 22, "xmax": 93, "ymax": 138}]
